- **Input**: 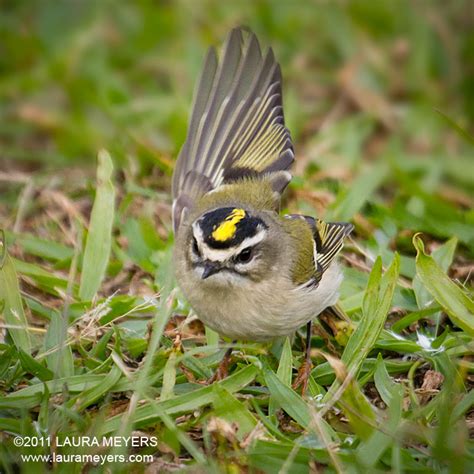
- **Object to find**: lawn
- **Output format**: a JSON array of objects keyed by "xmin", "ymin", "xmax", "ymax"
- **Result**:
[{"xmin": 0, "ymin": 1, "xmax": 473, "ymax": 472}]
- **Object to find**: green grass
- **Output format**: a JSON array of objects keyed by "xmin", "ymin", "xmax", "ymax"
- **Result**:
[{"xmin": 1, "ymin": 1, "xmax": 473, "ymax": 472}]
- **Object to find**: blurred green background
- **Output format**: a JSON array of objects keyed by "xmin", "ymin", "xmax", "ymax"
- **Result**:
[
  {"xmin": 1, "ymin": 0, "xmax": 473, "ymax": 175},
  {"xmin": 1, "ymin": 2, "xmax": 473, "ymax": 472}
]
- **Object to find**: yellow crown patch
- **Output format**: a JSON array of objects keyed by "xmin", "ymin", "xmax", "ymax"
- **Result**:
[{"xmin": 212, "ymin": 208, "xmax": 246, "ymax": 242}]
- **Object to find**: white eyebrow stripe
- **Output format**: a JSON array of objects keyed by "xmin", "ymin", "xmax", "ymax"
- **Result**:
[
  {"xmin": 196, "ymin": 228, "xmax": 267, "ymax": 262},
  {"xmin": 192, "ymin": 221, "xmax": 205, "ymax": 245}
]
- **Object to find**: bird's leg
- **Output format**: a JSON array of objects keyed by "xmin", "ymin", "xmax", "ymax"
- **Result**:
[
  {"xmin": 207, "ymin": 345, "xmax": 234, "ymax": 384},
  {"xmin": 292, "ymin": 321, "xmax": 313, "ymax": 395}
]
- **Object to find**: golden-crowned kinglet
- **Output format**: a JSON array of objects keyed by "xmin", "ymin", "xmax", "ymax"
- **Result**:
[{"xmin": 172, "ymin": 28, "xmax": 352, "ymax": 377}]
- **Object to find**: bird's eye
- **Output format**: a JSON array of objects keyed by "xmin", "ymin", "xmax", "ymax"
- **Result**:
[
  {"xmin": 235, "ymin": 247, "xmax": 253, "ymax": 263},
  {"xmin": 192, "ymin": 237, "xmax": 201, "ymax": 256}
]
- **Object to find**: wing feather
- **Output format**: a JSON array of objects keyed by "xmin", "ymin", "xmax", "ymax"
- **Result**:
[
  {"xmin": 284, "ymin": 215, "xmax": 353, "ymax": 286},
  {"xmin": 172, "ymin": 28, "xmax": 294, "ymax": 231},
  {"xmin": 315, "ymin": 220, "xmax": 354, "ymax": 278},
  {"xmin": 172, "ymin": 49, "xmax": 218, "ymax": 197}
]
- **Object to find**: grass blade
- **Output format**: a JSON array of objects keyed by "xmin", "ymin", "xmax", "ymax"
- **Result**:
[
  {"xmin": 160, "ymin": 349, "xmax": 177, "ymax": 401},
  {"xmin": 212, "ymin": 384, "xmax": 258, "ymax": 439},
  {"xmin": 413, "ymin": 234, "xmax": 474, "ymax": 336},
  {"xmin": 249, "ymin": 440, "xmax": 330, "ymax": 474},
  {"xmin": 5, "ymin": 231, "xmax": 74, "ymax": 262},
  {"xmin": 79, "ymin": 150, "xmax": 116, "ymax": 300},
  {"xmin": 18, "ymin": 349, "xmax": 54, "ymax": 381},
  {"xmin": 321, "ymin": 255, "xmax": 399, "ymax": 438},
  {"xmin": 264, "ymin": 367, "xmax": 310, "ymax": 429},
  {"xmin": 374, "ymin": 354, "xmax": 404, "ymax": 406},
  {"xmin": 276, "ymin": 337, "xmax": 293, "ymax": 387},
  {"xmin": 435, "ymin": 109, "xmax": 474, "ymax": 147},
  {"xmin": 269, "ymin": 336, "xmax": 292, "ymax": 416},
  {"xmin": 99, "ymin": 365, "xmax": 258, "ymax": 435},
  {"xmin": 72, "ymin": 363, "xmax": 122, "ymax": 412},
  {"xmin": 0, "ymin": 232, "xmax": 32, "ymax": 353},
  {"xmin": 342, "ymin": 254, "xmax": 400, "ymax": 373},
  {"xmin": 142, "ymin": 394, "xmax": 206, "ymax": 463},
  {"xmin": 356, "ymin": 378, "xmax": 403, "ymax": 468},
  {"xmin": 1, "ymin": 374, "xmax": 109, "ymax": 409},
  {"xmin": 264, "ymin": 367, "xmax": 336, "ymax": 441},
  {"xmin": 43, "ymin": 310, "xmax": 74, "ymax": 378},
  {"xmin": 413, "ymin": 236, "xmax": 457, "ymax": 310},
  {"xmin": 319, "ymin": 351, "xmax": 376, "ymax": 440}
]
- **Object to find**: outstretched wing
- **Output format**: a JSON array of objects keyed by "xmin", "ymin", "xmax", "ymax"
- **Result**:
[
  {"xmin": 172, "ymin": 28, "xmax": 294, "ymax": 232},
  {"xmin": 284, "ymin": 215, "xmax": 353, "ymax": 286}
]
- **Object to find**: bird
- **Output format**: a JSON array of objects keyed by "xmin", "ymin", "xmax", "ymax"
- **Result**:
[{"xmin": 172, "ymin": 27, "xmax": 353, "ymax": 389}]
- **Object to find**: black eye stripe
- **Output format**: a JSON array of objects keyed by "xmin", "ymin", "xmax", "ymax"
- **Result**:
[{"xmin": 192, "ymin": 237, "xmax": 201, "ymax": 256}]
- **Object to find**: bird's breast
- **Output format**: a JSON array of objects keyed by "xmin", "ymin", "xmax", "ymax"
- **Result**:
[{"xmin": 175, "ymin": 263, "xmax": 343, "ymax": 341}]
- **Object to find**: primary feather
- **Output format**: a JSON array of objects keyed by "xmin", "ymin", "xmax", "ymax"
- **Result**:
[{"xmin": 172, "ymin": 28, "xmax": 294, "ymax": 232}]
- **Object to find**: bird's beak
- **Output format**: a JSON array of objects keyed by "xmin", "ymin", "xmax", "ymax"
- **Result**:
[{"xmin": 201, "ymin": 262, "xmax": 221, "ymax": 279}]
